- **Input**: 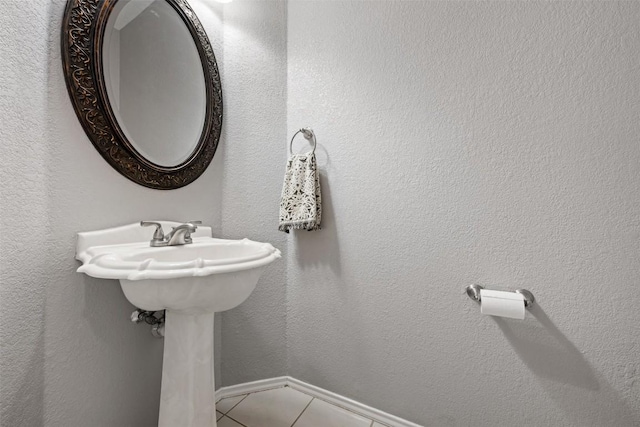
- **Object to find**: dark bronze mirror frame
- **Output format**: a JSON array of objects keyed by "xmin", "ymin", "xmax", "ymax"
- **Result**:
[{"xmin": 61, "ymin": 0, "xmax": 222, "ymax": 190}]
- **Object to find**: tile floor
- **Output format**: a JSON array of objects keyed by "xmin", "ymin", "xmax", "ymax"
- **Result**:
[{"xmin": 216, "ymin": 386, "xmax": 389, "ymax": 427}]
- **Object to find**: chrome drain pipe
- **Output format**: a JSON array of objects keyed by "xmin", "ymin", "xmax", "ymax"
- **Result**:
[{"xmin": 131, "ymin": 309, "xmax": 165, "ymax": 338}]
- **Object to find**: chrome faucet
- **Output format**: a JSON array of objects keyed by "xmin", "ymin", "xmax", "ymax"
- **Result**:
[{"xmin": 140, "ymin": 221, "xmax": 202, "ymax": 247}]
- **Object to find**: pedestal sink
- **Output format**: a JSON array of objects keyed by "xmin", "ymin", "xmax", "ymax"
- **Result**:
[{"xmin": 75, "ymin": 222, "xmax": 281, "ymax": 427}]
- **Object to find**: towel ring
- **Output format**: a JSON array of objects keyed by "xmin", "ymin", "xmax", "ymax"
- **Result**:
[{"xmin": 290, "ymin": 128, "xmax": 317, "ymax": 155}]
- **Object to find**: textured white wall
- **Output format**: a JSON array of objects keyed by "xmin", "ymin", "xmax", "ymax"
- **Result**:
[
  {"xmin": 0, "ymin": 1, "xmax": 224, "ymax": 425},
  {"xmin": 287, "ymin": 2, "xmax": 640, "ymax": 426},
  {"xmin": 218, "ymin": 0, "xmax": 289, "ymax": 386}
]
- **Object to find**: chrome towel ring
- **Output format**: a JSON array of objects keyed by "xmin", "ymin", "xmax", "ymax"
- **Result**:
[{"xmin": 290, "ymin": 127, "xmax": 317, "ymax": 155}]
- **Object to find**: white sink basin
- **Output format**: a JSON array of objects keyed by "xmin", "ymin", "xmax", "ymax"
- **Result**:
[
  {"xmin": 76, "ymin": 223, "xmax": 280, "ymax": 314},
  {"xmin": 75, "ymin": 221, "xmax": 280, "ymax": 427}
]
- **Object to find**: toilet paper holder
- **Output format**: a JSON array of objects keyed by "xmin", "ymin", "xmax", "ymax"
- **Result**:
[{"xmin": 465, "ymin": 284, "xmax": 535, "ymax": 309}]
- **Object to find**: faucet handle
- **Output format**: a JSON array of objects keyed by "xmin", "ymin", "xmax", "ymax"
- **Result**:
[
  {"xmin": 179, "ymin": 221, "xmax": 202, "ymax": 231},
  {"xmin": 176, "ymin": 221, "xmax": 201, "ymax": 244},
  {"xmin": 140, "ymin": 221, "xmax": 165, "ymax": 241}
]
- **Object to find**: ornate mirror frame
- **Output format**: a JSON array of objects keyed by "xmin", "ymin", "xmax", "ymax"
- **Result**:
[{"xmin": 61, "ymin": 0, "xmax": 223, "ymax": 190}]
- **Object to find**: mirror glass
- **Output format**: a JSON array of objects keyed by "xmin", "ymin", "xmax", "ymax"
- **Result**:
[{"xmin": 102, "ymin": 0, "xmax": 206, "ymax": 167}]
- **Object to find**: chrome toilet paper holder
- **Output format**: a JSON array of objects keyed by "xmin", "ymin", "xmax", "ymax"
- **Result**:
[{"xmin": 465, "ymin": 284, "xmax": 535, "ymax": 309}]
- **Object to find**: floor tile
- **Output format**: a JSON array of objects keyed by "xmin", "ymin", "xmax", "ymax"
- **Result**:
[
  {"xmin": 217, "ymin": 394, "xmax": 247, "ymax": 413},
  {"xmin": 218, "ymin": 416, "xmax": 244, "ymax": 427},
  {"xmin": 227, "ymin": 386, "xmax": 313, "ymax": 427},
  {"xmin": 216, "ymin": 411, "xmax": 224, "ymax": 421},
  {"xmin": 293, "ymin": 398, "xmax": 372, "ymax": 427}
]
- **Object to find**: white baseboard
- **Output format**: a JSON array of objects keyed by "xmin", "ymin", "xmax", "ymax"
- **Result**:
[
  {"xmin": 216, "ymin": 376, "xmax": 422, "ymax": 427},
  {"xmin": 215, "ymin": 376, "xmax": 288, "ymax": 400}
]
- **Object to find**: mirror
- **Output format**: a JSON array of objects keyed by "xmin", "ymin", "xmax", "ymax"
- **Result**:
[
  {"xmin": 61, "ymin": 0, "xmax": 222, "ymax": 189},
  {"xmin": 103, "ymin": 0, "xmax": 207, "ymax": 167}
]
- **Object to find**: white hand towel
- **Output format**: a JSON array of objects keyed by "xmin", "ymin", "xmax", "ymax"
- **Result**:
[{"xmin": 278, "ymin": 152, "xmax": 322, "ymax": 233}]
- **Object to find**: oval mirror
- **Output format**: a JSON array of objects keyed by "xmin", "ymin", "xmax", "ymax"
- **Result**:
[
  {"xmin": 103, "ymin": 0, "xmax": 207, "ymax": 167},
  {"xmin": 61, "ymin": 0, "xmax": 222, "ymax": 189}
]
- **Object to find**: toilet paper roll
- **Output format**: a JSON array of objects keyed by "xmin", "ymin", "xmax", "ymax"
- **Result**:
[{"xmin": 480, "ymin": 289, "xmax": 525, "ymax": 319}]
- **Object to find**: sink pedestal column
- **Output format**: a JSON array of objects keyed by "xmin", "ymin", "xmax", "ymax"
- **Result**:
[{"xmin": 158, "ymin": 310, "xmax": 216, "ymax": 427}]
